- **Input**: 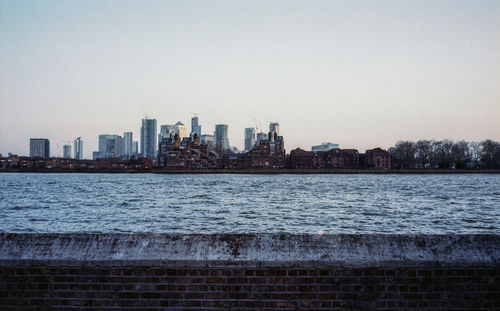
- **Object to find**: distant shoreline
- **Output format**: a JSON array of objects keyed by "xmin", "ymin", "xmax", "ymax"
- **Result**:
[{"xmin": 1, "ymin": 168, "xmax": 500, "ymax": 174}]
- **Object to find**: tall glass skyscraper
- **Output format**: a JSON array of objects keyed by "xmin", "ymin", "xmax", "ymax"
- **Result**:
[
  {"xmin": 141, "ymin": 118, "xmax": 157, "ymax": 159},
  {"xmin": 73, "ymin": 137, "xmax": 83, "ymax": 160},
  {"xmin": 269, "ymin": 122, "xmax": 280, "ymax": 136},
  {"xmin": 244, "ymin": 127, "xmax": 256, "ymax": 151},
  {"xmin": 214, "ymin": 124, "xmax": 229, "ymax": 152},
  {"xmin": 123, "ymin": 132, "xmax": 133, "ymax": 158},
  {"xmin": 191, "ymin": 116, "xmax": 201, "ymax": 138}
]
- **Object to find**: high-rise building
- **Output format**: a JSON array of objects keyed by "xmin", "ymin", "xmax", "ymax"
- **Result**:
[
  {"xmin": 132, "ymin": 141, "xmax": 139, "ymax": 157},
  {"xmin": 73, "ymin": 137, "xmax": 83, "ymax": 160},
  {"xmin": 191, "ymin": 116, "xmax": 201, "ymax": 138},
  {"xmin": 159, "ymin": 124, "xmax": 176, "ymax": 141},
  {"xmin": 214, "ymin": 124, "xmax": 229, "ymax": 152},
  {"xmin": 256, "ymin": 132, "xmax": 268, "ymax": 146},
  {"xmin": 269, "ymin": 122, "xmax": 280, "ymax": 136},
  {"xmin": 244, "ymin": 128, "xmax": 256, "ymax": 151},
  {"xmin": 174, "ymin": 121, "xmax": 188, "ymax": 139},
  {"xmin": 63, "ymin": 145, "xmax": 72, "ymax": 158},
  {"xmin": 123, "ymin": 132, "xmax": 133, "ymax": 158},
  {"xmin": 98, "ymin": 134, "xmax": 123, "ymax": 158},
  {"xmin": 140, "ymin": 118, "xmax": 157, "ymax": 159},
  {"xmin": 200, "ymin": 134, "xmax": 214, "ymax": 148},
  {"xmin": 29, "ymin": 138, "xmax": 50, "ymax": 158}
]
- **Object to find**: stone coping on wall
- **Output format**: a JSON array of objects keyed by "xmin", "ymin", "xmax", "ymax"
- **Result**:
[{"xmin": 0, "ymin": 233, "xmax": 498, "ymax": 267}]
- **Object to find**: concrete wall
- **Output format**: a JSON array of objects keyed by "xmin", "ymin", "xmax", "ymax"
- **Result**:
[{"xmin": 1, "ymin": 233, "xmax": 498, "ymax": 310}]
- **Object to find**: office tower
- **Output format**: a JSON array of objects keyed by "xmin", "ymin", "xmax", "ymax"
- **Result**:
[
  {"xmin": 132, "ymin": 141, "xmax": 138, "ymax": 157},
  {"xmin": 73, "ymin": 137, "xmax": 83, "ymax": 160},
  {"xmin": 29, "ymin": 138, "xmax": 50, "ymax": 158},
  {"xmin": 124, "ymin": 132, "xmax": 133, "ymax": 158},
  {"xmin": 269, "ymin": 122, "xmax": 280, "ymax": 136},
  {"xmin": 174, "ymin": 121, "xmax": 188, "ymax": 139},
  {"xmin": 256, "ymin": 132, "xmax": 268, "ymax": 146},
  {"xmin": 200, "ymin": 134, "xmax": 214, "ymax": 148},
  {"xmin": 159, "ymin": 124, "xmax": 175, "ymax": 141},
  {"xmin": 63, "ymin": 145, "xmax": 72, "ymax": 158},
  {"xmin": 140, "ymin": 118, "xmax": 157, "ymax": 159},
  {"xmin": 214, "ymin": 124, "xmax": 229, "ymax": 152},
  {"xmin": 244, "ymin": 128, "xmax": 256, "ymax": 151},
  {"xmin": 98, "ymin": 134, "xmax": 123, "ymax": 158},
  {"xmin": 191, "ymin": 116, "xmax": 201, "ymax": 138}
]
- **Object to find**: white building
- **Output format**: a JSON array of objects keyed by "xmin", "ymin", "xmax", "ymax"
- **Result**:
[{"xmin": 311, "ymin": 142, "xmax": 339, "ymax": 152}]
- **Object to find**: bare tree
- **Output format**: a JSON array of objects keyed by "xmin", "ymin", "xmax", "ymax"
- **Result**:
[
  {"xmin": 452, "ymin": 141, "xmax": 470, "ymax": 169},
  {"xmin": 415, "ymin": 140, "xmax": 432, "ymax": 169}
]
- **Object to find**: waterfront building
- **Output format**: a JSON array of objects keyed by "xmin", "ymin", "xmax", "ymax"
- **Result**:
[
  {"xmin": 97, "ymin": 134, "xmax": 124, "ymax": 158},
  {"xmin": 237, "ymin": 132, "xmax": 286, "ymax": 169},
  {"xmin": 29, "ymin": 138, "xmax": 50, "ymax": 158},
  {"xmin": 289, "ymin": 148, "xmax": 360, "ymax": 169},
  {"xmin": 364, "ymin": 148, "xmax": 391, "ymax": 169},
  {"xmin": 191, "ymin": 116, "xmax": 201, "ymax": 138},
  {"xmin": 123, "ymin": 132, "xmax": 133, "ymax": 158},
  {"xmin": 244, "ymin": 128, "xmax": 256, "ymax": 151},
  {"xmin": 63, "ymin": 145, "xmax": 72, "ymax": 159},
  {"xmin": 214, "ymin": 124, "xmax": 229, "ymax": 152},
  {"xmin": 157, "ymin": 133, "xmax": 217, "ymax": 169},
  {"xmin": 269, "ymin": 122, "xmax": 280, "ymax": 136},
  {"xmin": 73, "ymin": 137, "xmax": 83, "ymax": 160},
  {"xmin": 140, "ymin": 118, "xmax": 157, "ymax": 159},
  {"xmin": 311, "ymin": 142, "xmax": 339, "ymax": 152}
]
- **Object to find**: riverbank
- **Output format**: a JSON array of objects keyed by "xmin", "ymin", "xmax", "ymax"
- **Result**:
[
  {"xmin": 2, "ymin": 168, "xmax": 500, "ymax": 174},
  {"xmin": 1, "ymin": 233, "xmax": 498, "ymax": 309}
]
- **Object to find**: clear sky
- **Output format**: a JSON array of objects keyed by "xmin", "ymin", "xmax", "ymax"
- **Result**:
[{"xmin": 1, "ymin": 0, "xmax": 499, "ymax": 158}]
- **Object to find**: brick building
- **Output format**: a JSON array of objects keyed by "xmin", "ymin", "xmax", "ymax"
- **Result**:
[
  {"xmin": 364, "ymin": 147, "xmax": 391, "ymax": 169},
  {"xmin": 156, "ymin": 133, "xmax": 218, "ymax": 169}
]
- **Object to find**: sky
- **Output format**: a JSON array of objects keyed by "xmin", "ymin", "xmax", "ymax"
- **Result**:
[{"xmin": 1, "ymin": 0, "xmax": 499, "ymax": 159}]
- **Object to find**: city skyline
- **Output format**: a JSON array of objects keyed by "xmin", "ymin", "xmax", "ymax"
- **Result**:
[{"xmin": 1, "ymin": 1, "xmax": 499, "ymax": 158}]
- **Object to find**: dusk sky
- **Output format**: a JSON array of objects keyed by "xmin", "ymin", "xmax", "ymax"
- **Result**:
[{"xmin": 1, "ymin": 0, "xmax": 499, "ymax": 159}]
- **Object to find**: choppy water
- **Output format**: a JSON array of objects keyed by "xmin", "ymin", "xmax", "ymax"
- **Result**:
[{"xmin": 0, "ymin": 173, "xmax": 499, "ymax": 234}]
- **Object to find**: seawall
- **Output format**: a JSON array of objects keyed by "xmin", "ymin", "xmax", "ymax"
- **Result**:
[{"xmin": 1, "ymin": 233, "xmax": 498, "ymax": 310}]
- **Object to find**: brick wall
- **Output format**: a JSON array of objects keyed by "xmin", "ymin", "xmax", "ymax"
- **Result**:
[
  {"xmin": 1, "ymin": 265, "xmax": 499, "ymax": 310},
  {"xmin": 1, "ymin": 234, "xmax": 498, "ymax": 310}
]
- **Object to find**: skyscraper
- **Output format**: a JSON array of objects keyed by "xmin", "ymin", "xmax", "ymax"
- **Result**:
[
  {"xmin": 98, "ymin": 134, "xmax": 123, "ymax": 158},
  {"xmin": 140, "ymin": 118, "xmax": 157, "ymax": 159},
  {"xmin": 63, "ymin": 145, "xmax": 72, "ymax": 158},
  {"xmin": 132, "ymin": 141, "xmax": 138, "ymax": 156},
  {"xmin": 244, "ymin": 127, "xmax": 256, "ymax": 151},
  {"xmin": 73, "ymin": 137, "xmax": 83, "ymax": 160},
  {"xmin": 174, "ymin": 121, "xmax": 187, "ymax": 139},
  {"xmin": 191, "ymin": 116, "xmax": 201, "ymax": 138},
  {"xmin": 123, "ymin": 132, "xmax": 133, "ymax": 158},
  {"xmin": 269, "ymin": 122, "xmax": 280, "ymax": 136},
  {"xmin": 214, "ymin": 124, "xmax": 229, "ymax": 152},
  {"xmin": 29, "ymin": 138, "xmax": 50, "ymax": 158},
  {"xmin": 256, "ymin": 132, "xmax": 268, "ymax": 146}
]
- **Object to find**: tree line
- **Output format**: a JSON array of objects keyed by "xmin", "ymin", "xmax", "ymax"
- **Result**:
[{"xmin": 388, "ymin": 139, "xmax": 500, "ymax": 169}]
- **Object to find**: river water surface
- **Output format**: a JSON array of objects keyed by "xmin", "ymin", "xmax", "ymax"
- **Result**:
[{"xmin": 0, "ymin": 173, "xmax": 498, "ymax": 234}]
